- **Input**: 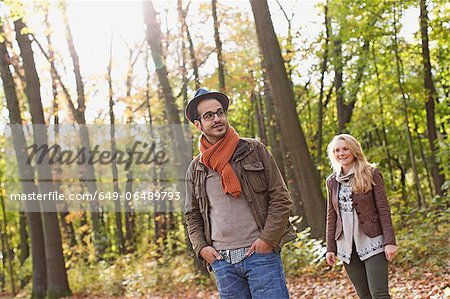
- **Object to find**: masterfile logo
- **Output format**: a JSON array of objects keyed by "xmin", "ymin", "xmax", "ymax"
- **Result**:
[{"xmin": 3, "ymin": 124, "xmax": 192, "ymax": 213}]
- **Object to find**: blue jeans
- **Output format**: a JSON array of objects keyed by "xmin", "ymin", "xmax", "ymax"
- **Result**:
[{"xmin": 211, "ymin": 252, "xmax": 290, "ymax": 299}]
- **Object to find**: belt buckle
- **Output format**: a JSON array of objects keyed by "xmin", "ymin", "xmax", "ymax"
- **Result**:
[
  {"xmin": 218, "ymin": 249, "xmax": 231, "ymax": 263},
  {"xmin": 219, "ymin": 246, "xmax": 251, "ymax": 264}
]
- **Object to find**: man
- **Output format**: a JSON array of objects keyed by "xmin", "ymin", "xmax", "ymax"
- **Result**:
[{"xmin": 184, "ymin": 88, "xmax": 296, "ymax": 299}]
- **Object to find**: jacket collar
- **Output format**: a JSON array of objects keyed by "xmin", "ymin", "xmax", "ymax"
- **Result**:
[{"xmin": 196, "ymin": 138, "xmax": 251, "ymax": 172}]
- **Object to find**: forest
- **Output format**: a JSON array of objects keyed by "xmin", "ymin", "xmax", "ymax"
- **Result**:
[{"xmin": 0, "ymin": 0, "xmax": 448, "ymax": 298}]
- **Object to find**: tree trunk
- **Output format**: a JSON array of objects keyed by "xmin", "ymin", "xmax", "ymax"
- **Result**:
[
  {"xmin": 123, "ymin": 45, "xmax": 139, "ymax": 252},
  {"xmin": 276, "ymin": 0, "xmax": 294, "ymax": 83},
  {"xmin": 261, "ymin": 69, "xmax": 284, "ymax": 177},
  {"xmin": 0, "ymin": 23, "xmax": 47, "ymax": 299},
  {"xmin": 143, "ymin": 0, "xmax": 189, "ymax": 162},
  {"xmin": 177, "ymin": 0, "xmax": 189, "ymax": 123},
  {"xmin": 153, "ymin": 168, "xmax": 167, "ymax": 253},
  {"xmin": 0, "ymin": 247, "xmax": 3, "ymax": 291},
  {"xmin": 256, "ymin": 8, "xmax": 307, "ymax": 229},
  {"xmin": 250, "ymin": 0, "xmax": 326, "ymax": 238},
  {"xmin": 392, "ymin": 3, "xmax": 424, "ymax": 207},
  {"xmin": 144, "ymin": 1, "xmax": 204, "ymax": 274},
  {"xmin": 145, "ymin": 48, "xmax": 168, "ymax": 254},
  {"xmin": 0, "ymin": 194, "xmax": 16, "ymax": 295},
  {"xmin": 59, "ymin": 1, "xmax": 85, "ymax": 113},
  {"xmin": 394, "ymin": 158, "xmax": 408, "ymax": 206},
  {"xmin": 14, "ymin": 19, "xmax": 71, "ymax": 297},
  {"xmin": 317, "ymin": 1, "xmax": 330, "ymax": 171},
  {"xmin": 19, "ymin": 212, "xmax": 30, "ymax": 288},
  {"xmin": 251, "ymin": 91, "xmax": 267, "ymax": 144},
  {"xmin": 333, "ymin": 12, "xmax": 377, "ymax": 134},
  {"xmin": 260, "ymin": 69, "xmax": 307, "ymax": 228},
  {"xmin": 339, "ymin": 40, "xmax": 369, "ymax": 132},
  {"xmin": 212, "ymin": 0, "xmax": 226, "ymax": 92},
  {"xmin": 107, "ymin": 34, "xmax": 125, "ymax": 255},
  {"xmin": 412, "ymin": 119, "xmax": 434, "ymax": 200},
  {"xmin": 334, "ymin": 37, "xmax": 369, "ymax": 132},
  {"xmin": 144, "ymin": 1, "xmax": 181, "ymax": 125},
  {"xmin": 176, "ymin": 0, "xmax": 200, "ymax": 89},
  {"xmin": 59, "ymin": 1, "xmax": 107, "ymax": 255},
  {"xmin": 145, "ymin": 46, "xmax": 155, "ymax": 135},
  {"xmin": 333, "ymin": 35, "xmax": 345, "ymax": 132},
  {"xmin": 43, "ymin": 9, "xmax": 77, "ymax": 249},
  {"xmin": 125, "ymin": 171, "xmax": 136, "ymax": 252},
  {"xmin": 419, "ymin": 0, "xmax": 445, "ymax": 196},
  {"xmin": 371, "ymin": 45, "xmax": 395, "ymax": 188}
]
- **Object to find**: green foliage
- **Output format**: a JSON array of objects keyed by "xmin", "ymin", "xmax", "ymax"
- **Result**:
[
  {"xmin": 392, "ymin": 196, "xmax": 449, "ymax": 270},
  {"xmin": 67, "ymin": 245, "xmax": 215, "ymax": 297},
  {"xmin": 281, "ymin": 223, "xmax": 328, "ymax": 277}
]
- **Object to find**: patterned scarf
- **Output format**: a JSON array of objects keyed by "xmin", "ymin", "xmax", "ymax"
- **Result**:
[
  {"xmin": 335, "ymin": 167, "xmax": 355, "ymax": 185},
  {"xmin": 199, "ymin": 126, "xmax": 241, "ymax": 198}
]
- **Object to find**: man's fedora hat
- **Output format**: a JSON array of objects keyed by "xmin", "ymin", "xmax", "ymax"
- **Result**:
[{"xmin": 185, "ymin": 88, "xmax": 230, "ymax": 123}]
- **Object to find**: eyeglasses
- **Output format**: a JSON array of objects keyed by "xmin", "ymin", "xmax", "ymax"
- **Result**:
[{"xmin": 197, "ymin": 108, "xmax": 227, "ymax": 122}]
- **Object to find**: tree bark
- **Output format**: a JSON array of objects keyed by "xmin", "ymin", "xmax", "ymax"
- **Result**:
[
  {"xmin": 334, "ymin": 37, "xmax": 370, "ymax": 133},
  {"xmin": 177, "ymin": 0, "xmax": 189, "ymax": 123},
  {"xmin": 125, "ymin": 171, "xmax": 136, "ymax": 252},
  {"xmin": 144, "ymin": 1, "xmax": 182, "ymax": 126},
  {"xmin": 123, "ymin": 45, "xmax": 140, "ymax": 252},
  {"xmin": 0, "ymin": 194, "xmax": 16, "ymax": 295},
  {"xmin": 333, "ymin": 36, "xmax": 344, "ymax": 132},
  {"xmin": 260, "ymin": 68, "xmax": 307, "ymax": 228},
  {"xmin": 59, "ymin": 1, "xmax": 107, "ymax": 255},
  {"xmin": 371, "ymin": 44, "xmax": 395, "ymax": 188},
  {"xmin": 251, "ymin": 90, "xmax": 267, "ymax": 144},
  {"xmin": 394, "ymin": 158, "xmax": 408, "ymax": 205},
  {"xmin": 43, "ymin": 8, "xmax": 77, "ymax": 250},
  {"xmin": 261, "ymin": 69, "xmax": 284, "ymax": 177},
  {"xmin": 275, "ymin": 0, "xmax": 294, "ymax": 83},
  {"xmin": 177, "ymin": 0, "xmax": 200, "ymax": 89},
  {"xmin": 412, "ymin": 119, "xmax": 434, "ymax": 200},
  {"xmin": 256, "ymin": 8, "xmax": 306, "ymax": 228},
  {"xmin": 250, "ymin": 0, "xmax": 326, "ymax": 238},
  {"xmin": 144, "ymin": 0, "xmax": 190, "ymax": 187},
  {"xmin": 317, "ymin": 1, "xmax": 330, "ymax": 171},
  {"xmin": 339, "ymin": 40, "xmax": 369, "ymax": 132},
  {"xmin": 145, "ymin": 46, "xmax": 155, "ymax": 135},
  {"xmin": 212, "ymin": 0, "xmax": 226, "ymax": 92},
  {"xmin": 332, "ymin": 11, "xmax": 374, "ymax": 133},
  {"xmin": 419, "ymin": 0, "xmax": 445, "ymax": 195},
  {"xmin": 19, "ymin": 212, "xmax": 29, "ymax": 288},
  {"xmin": 14, "ymin": 19, "xmax": 71, "ymax": 297},
  {"xmin": 0, "ymin": 23, "xmax": 48, "ymax": 299},
  {"xmin": 392, "ymin": 3, "xmax": 424, "ymax": 207},
  {"xmin": 107, "ymin": 34, "xmax": 125, "ymax": 255},
  {"xmin": 143, "ymin": 0, "xmax": 189, "ymax": 162}
]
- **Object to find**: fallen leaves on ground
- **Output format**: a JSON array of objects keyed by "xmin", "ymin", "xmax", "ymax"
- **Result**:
[
  {"xmin": 287, "ymin": 265, "xmax": 449, "ymax": 299},
  {"xmin": 3, "ymin": 265, "xmax": 448, "ymax": 298}
]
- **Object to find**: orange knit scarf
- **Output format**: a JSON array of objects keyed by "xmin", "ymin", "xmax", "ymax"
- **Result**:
[{"xmin": 199, "ymin": 126, "xmax": 241, "ymax": 198}]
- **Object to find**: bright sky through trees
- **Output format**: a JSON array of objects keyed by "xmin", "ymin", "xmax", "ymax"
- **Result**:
[{"xmin": 2, "ymin": 0, "xmax": 419, "ymax": 124}]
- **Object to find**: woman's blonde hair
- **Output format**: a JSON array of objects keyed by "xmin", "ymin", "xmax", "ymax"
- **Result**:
[{"xmin": 327, "ymin": 134, "xmax": 375, "ymax": 194}]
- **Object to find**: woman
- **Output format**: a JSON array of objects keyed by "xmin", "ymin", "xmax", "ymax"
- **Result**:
[{"xmin": 325, "ymin": 134, "xmax": 397, "ymax": 299}]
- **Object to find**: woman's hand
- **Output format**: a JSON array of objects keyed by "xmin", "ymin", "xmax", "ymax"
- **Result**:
[
  {"xmin": 326, "ymin": 252, "xmax": 336, "ymax": 265},
  {"xmin": 384, "ymin": 244, "xmax": 397, "ymax": 261}
]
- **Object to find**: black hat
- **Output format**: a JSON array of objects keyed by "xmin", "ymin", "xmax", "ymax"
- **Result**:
[{"xmin": 185, "ymin": 88, "xmax": 230, "ymax": 123}]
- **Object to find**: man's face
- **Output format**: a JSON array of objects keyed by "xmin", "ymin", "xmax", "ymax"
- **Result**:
[{"xmin": 194, "ymin": 98, "xmax": 229, "ymax": 144}]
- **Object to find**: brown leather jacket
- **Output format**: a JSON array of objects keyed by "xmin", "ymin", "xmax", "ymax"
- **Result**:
[
  {"xmin": 326, "ymin": 168, "xmax": 396, "ymax": 253},
  {"xmin": 185, "ymin": 138, "xmax": 296, "ymax": 269}
]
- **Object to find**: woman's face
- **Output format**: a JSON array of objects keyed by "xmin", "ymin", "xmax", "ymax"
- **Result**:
[{"xmin": 334, "ymin": 139, "xmax": 355, "ymax": 168}]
